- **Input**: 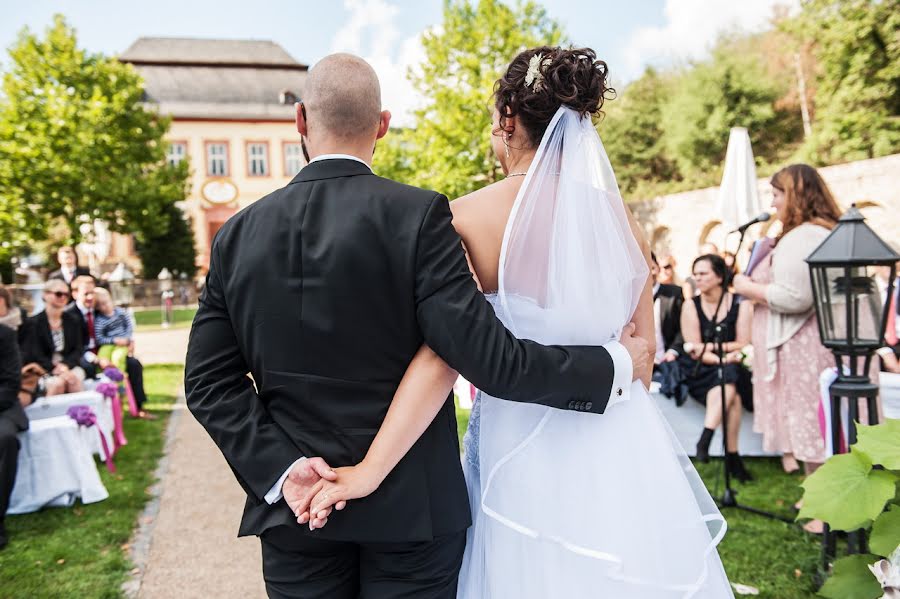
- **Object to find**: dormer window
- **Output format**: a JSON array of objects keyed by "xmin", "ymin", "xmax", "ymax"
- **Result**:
[{"xmin": 280, "ymin": 90, "xmax": 299, "ymax": 105}]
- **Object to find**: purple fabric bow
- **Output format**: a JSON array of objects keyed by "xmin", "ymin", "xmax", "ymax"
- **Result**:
[
  {"xmin": 103, "ymin": 366, "xmax": 125, "ymax": 382},
  {"xmin": 67, "ymin": 405, "xmax": 98, "ymax": 427},
  {"xmin": 95, "ymin": 382, "xmax": 119, "ymax": 400},
  {"xmin": 66, "ymin": 405, "xmax": 116, "ymax": 473}
]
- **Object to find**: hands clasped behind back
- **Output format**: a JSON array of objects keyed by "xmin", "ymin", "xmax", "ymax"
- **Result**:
[{"xmin": 281, "ymin": 457, "xmax": 345, "ymax": 530}]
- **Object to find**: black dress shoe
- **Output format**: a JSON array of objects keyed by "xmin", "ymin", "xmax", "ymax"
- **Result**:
[
  {"xmin": 695, "ymin": 428, "xmax": 714, "ymax": 463},
  {"xmin": 0, "ymin": 521, "xmax": 8, "ymax": 550},
  {"xmin": 725, "ymin": 453, "xmax": 754, "ymax": 483}
]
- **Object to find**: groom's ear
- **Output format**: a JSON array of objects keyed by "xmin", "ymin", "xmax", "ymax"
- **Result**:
[
  {"xmin": 375, "ymin": 110, "xmax": 391, "ymax": 141},
  {"xmin": 295, "ymin": 102, "xmax": 308, "ymax": 136}
]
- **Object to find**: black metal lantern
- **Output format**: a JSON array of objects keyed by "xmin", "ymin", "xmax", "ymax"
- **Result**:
[
  {"xmin": 807, "ymin": 204, "xmax": 900, "ymax": 372},
  {"xmin": 805, "ymin": 203, "xmax": 900, "ymax": 566}
]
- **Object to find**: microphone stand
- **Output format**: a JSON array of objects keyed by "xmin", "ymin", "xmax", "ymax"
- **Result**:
[{"xmin": 702, "ymin": 226, "xmax": 793, "ymax": 523}]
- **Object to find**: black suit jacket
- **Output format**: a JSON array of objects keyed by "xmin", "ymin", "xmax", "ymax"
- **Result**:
[
  {"xmin": 21, "ymin": 310, "xmax": 84, "ymax": 373},
  {"xmin": 185, "ymin": 159, "xmax": 620, "ymax": 544},
  {"xmin": 48, "ymin": 266, "xmax": 92, "ymax": 286},
  {"xmin": 0, "ymin": 325, "xmax": 28, "ymax": 432},
  {"xmin": 655, "ymin": 283, "xmax": 684, "ymax": 353}
]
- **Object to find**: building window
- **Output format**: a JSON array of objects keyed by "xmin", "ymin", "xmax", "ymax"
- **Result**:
[
  {"xmin": 284, "ymin": 142, "xmax": 304, "ymax": 176},
  {"xmin": 166, "ymin": 142, "xmax": 187, "ymax": 166},
  {"xmin": 206, "ymin": 142, "xmax": 229, "ymax": 176},
  {"xmin": 247, "ymin": 142, "xmax": 269, "ymax": 177}
]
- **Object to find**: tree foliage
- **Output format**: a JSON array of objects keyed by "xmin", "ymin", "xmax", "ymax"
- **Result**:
[
  {"xmin": 0, "ymin": 15, "xmax": 189, "ymax": 266},
  {"xmin": 785, "ymin": 0, "xmax": 900, "ymax": 163},
  {"xmin": 374, "ymin": 0, "xmax": 563, "ymax": 199},
  {"xmin": 135, "ymin": 202, "xmax": 198, "ymax": 279},
  {"xmin": 597, "ymin": 68, "xmax": 681, "ymax": 199}
]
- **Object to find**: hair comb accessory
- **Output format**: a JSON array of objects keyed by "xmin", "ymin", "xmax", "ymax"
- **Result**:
[{"xmin": 524, "ymin": 53, "xmax": 551, "ymax": 92}]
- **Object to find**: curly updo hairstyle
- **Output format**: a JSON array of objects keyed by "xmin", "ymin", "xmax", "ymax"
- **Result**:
[{"xmin": 494, "ymin": 46, "xmax": 614, "ymax": 147}]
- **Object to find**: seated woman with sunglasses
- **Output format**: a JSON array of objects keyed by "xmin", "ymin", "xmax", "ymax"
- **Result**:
[{"xmin": 19, "ymin": 279, "xmax": 85, "ymax": 399}]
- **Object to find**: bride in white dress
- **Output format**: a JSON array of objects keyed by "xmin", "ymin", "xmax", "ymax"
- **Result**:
[{"xmin": 308, "ymin": 46, "xmax": 734, "ymax": 598}]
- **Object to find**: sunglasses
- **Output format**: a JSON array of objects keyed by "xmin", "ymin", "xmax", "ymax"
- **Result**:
[
  {"xmin": 47, "ymin": 290, "xmax": 70, "ymax": 299},
  {"xmin": 661, "ymin": 265, "xmax": 674, "ymax": 271}
]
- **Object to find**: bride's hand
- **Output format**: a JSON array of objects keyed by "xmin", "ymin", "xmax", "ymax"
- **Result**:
[{"xmin": 306, "ymin": 462, "xmax": 386, "ymax": 525}]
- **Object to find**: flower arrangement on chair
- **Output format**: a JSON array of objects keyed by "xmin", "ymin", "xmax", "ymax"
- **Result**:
[{"xmin": 103, "ymin": 366, "xmax": 139, "ymax": 417}]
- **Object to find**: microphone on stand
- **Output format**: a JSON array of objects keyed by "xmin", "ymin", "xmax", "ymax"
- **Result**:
[{"xmin": 730, "ymin": 212, "xmax": 771, "ymax": 234}]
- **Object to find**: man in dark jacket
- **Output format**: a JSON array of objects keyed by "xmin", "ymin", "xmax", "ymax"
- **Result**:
[{"xmin": 0, "ymin": 324, "xmax": 28, "ymax": 549}]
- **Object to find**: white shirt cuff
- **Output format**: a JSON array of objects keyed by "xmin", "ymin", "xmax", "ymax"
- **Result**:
[
  {"xmin": 264, "ymin": 457, "xmax": 306, "ymax": 505},
  {"xmin": 602, "ymin": 340, "xmax": 632, "ymax": 406}
]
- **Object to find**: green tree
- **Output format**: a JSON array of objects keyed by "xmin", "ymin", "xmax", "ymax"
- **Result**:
[
  {"xmin": 597, "ymin": 68, "xmax": 682, "ymax": 199},
  {"xmin": 374, "ymin": 0, "xmax": 564, "ymax": 199},
  {"xmin": 0, "ymin": 15, "xmax": 189, "ymax": 266},
  {"xmin": 660, "ymin": 42, "xmax": 791, "ymax": 182},
  {"xmin": 136, "ymin": 202, "xmax": 198, "ymax": 279},
  {"xmin": 786, "ymin": 0, "xmax": 900, "ymax": 162}
]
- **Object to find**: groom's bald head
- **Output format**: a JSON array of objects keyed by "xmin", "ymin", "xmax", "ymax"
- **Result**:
[{"xmin": 302, "ymin": 53, "xmax": 382, "ymax": 139}]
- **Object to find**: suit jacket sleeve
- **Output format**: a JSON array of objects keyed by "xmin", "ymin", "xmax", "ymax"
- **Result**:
[
  {"xmin": 414, "ymin": 194, "xmax": 626, "ymax": 413},
  {"xmin": 63, "ymin": 314, "xmax": 83, "ymax": 368},
  {"xmin": 185, "ymin": 242, "xmax": 301, "ymax": 501},
  {"xmin": 0, "ymin": 326, "xmax": 22, "ymax": 413}
]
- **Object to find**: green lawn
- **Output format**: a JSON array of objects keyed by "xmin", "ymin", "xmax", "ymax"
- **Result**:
[
  {"xmin": 0, "ymin": 365, "xmax": 184, "ymax": 599},
  {"xmin": 132, "ymin": 307, "xmax": 197, "ymax": 331},
  {"xmin": 453, "ymin": 400, "xmax": 820, "ymax": 598}
]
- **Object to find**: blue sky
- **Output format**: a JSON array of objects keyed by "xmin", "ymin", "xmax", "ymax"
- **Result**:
[{"xmin": 2, "ymin": 0, "xmax": 794, "ymax": 125}]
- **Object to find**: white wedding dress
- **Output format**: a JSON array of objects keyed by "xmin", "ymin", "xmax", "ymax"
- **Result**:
[{"xmin": 457, "ymin": 107, "xmax": 734, "ymax": 598}]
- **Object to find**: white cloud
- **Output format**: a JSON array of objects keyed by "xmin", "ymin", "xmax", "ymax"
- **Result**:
[
  {"xmin": 330, "ymin": 0, "xmax": 425, "ymax": 127},
  {"xmin": 621, "ymin": 0, "xmax": 800, "ymax": 81}
]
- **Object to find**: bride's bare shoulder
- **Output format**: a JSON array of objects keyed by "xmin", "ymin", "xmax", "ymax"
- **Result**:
[{"xmin": 450, "ymin": 179, "xmax": 516, "ymax": 224}]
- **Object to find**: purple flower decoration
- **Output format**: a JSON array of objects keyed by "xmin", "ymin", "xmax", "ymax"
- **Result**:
[
  {"xmin": 96, "ymin": 382, "xmax": 119, "ymax": 400},
  {"xmin": 103, "ymin": 366, "xmax": 125, "ymax": 382},
  {"xmin": 67, "ymin": 405, "xmax": 97, "ymax": 427}
]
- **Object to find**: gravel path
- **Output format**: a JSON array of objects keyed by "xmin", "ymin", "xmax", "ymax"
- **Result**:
[
  {"xmin": 134, "ymin": 327, "xmax": 192, "ymax": 365},
  {"xmin": 133, "ymin": 393, "xmax": 266, "ymax": 598}
]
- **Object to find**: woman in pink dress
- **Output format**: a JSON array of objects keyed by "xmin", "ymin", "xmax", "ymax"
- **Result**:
[{"xmin": 733, "ymin": 164, "xmax": 842, "ymax": 534}]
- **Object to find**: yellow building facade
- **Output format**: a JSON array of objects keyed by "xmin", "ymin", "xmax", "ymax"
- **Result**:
[
  {"xmin": 166, "ymin": 119, "xmax": 304, "ymax": 269},
  {"xmin": 119, "ymin": 37, "xmax": 308, "ymax": 273}
]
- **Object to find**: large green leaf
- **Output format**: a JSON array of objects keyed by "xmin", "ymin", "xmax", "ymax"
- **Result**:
[
  {"xmin": 818, "ymin": 554, "xmax": 882, "ymax": 599},
  {"xmin": 855, "ymin": 420, "xmax": 900, "ymax": 470},
  {"xmin": 800, "ymin": 451, "xmax": 897, "ymax": 530},
  {"xmin": 869, "ymin": 505, "xmax": 900, "ymax": 557}
]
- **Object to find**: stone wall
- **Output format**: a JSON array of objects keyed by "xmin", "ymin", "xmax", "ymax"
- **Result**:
[{"xmin": 633, "ymin": 153, "xmax": 900, "ymax": 282}]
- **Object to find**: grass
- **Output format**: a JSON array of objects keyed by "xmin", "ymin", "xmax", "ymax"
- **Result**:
[
  {"xmin": 132, "ymin": 307, "xmax": 196, "ymax": 331},
  {"xmin": 0, "ymin": 365, "xmax": 184, "ymax": 599},
  {"xmin": 453, "ymin": 399, "xmax": 820, "ymax": 598}
]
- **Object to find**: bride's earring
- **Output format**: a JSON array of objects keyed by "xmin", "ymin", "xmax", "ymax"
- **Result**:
[{"xmin": 505, "ymin": 133, "xmax": 511, "ymax": 159}]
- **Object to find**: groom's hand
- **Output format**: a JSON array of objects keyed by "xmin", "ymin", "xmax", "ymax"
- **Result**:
[
  {"xmin": 619, "ymin": 323, "xmax": 650, "ymax": 380},
  {"xmin": 282, "ymin": 457, "xmax": 338, "ymax": 529}
]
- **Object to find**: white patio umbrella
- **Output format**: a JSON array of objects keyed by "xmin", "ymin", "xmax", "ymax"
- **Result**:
[{"xmin": 716, "ymin": 127, "xmax": 761, "ymax": 231}]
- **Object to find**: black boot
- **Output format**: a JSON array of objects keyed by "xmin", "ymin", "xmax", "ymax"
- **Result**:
[
  {"xmin": 726, "ymin": 452, "xmax": 754, "ymax": 483},
  {"xmin": 695, "ymin": 428, "xmax": 714, "ymax": 463}
]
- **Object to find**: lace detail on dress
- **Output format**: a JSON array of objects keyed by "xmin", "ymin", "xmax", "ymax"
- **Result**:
[
  {"xmin": 463, "ymin": 390, "xmax": 482, "ymax": 471},
  {"xmin": 462, "ymin": 293, "xmax": 498, "ymax": 473}
]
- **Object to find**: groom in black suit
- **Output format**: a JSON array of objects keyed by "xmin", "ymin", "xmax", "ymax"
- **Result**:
[{"xmin": 185, "ymin": 53, "xmax": 647, "ymax": 598}]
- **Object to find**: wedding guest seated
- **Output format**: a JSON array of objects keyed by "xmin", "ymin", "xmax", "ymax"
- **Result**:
[
  {"xmin": 93, "ymin": 288, "xmax": 133, "ymax": 371},
  {"xmin": 0, "ymin": 285, "xmax": 28, "ymax": 344},
  {"xmin": 657, "ymin": 254, "xmax": 680, "ymax": 286},
  {"xmin": 678, "ymin": 254, "xmax": 754, "ymax": 481},
  {"xmin": 683, "ymin": 242, "xmax": 719, "ymax": 299},
  {"xmin": 47, "ymin": 246, "xmax": 92, "ymax": 289},
  {"xmin": 650, "ymin": 253, "xmax": 684, "ymax": 390},
  {"xmin": 0, "ymin": 323, "xmax": 27, "ymax": 550},
  {"xmin": 68, "ymin": 276, "xmax": 152, "ymax": 419},
  {"xmin": 20, "ymin": 279, "xmax": 85, "ymax": 398}
]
